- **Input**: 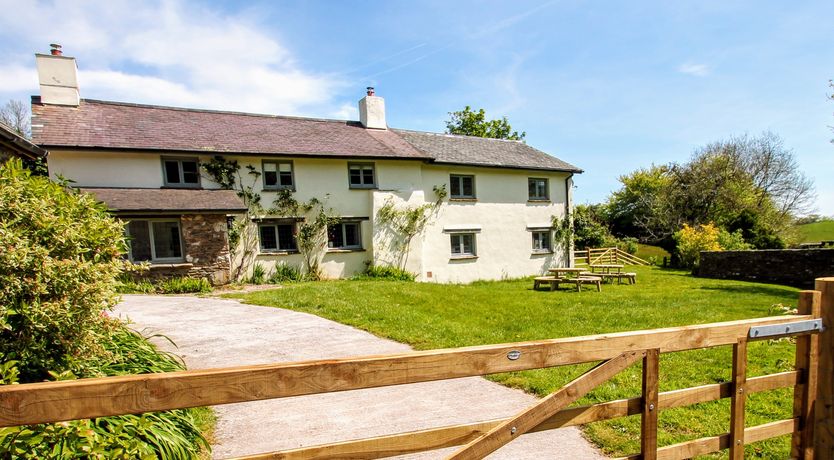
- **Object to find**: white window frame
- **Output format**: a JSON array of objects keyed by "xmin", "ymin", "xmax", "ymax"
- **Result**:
[
  {"xmin": 262, "ymin": 160, "xmax": 295, "ymax": 191},
  {"xmin": 348, "ymin": 162, "xmax": 377, "ymax": 189},
  {"xmin": 258, "ymin": 221, "xmax": 298, "ymax": 253},
  {"xmin": 328, "ymin": 221, "xmax": 363, "ymax": 250},
  {"xmin": 125, "ymin": 218, "xmax": 185, "ymax": 263},
  {"xmin": 450, "ymin": 174, "xmax": 476, "ymax": 199},
  {"xmin": 528, "ymin": 177, "xmax": 549, "ymax": 201},
  {"xmin": 161, "ymin": 157, "xmax": 201, "ymax": 188},
  {"xmin": 450, "ymin": 232, "xmax": 477, "ymax": 258},
  {"xmin": 531, "ymin": 230, "xmax": 553, "ymax": 253}
]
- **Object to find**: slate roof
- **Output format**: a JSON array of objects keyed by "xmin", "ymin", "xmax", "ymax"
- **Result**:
[
  {"xmin": 392, "ymin": 129, "xmax": 581, "ymax": 172},
  {"xmin": 0, "ymin": 122, "xmax": 48, "ymax": 160},
  {"xmin": 32, "ymin": 98, "xmax": 581, "ymax": 173},
  {"xmin": 79, "ymin": 188, "xmax": 247, "ymax": 213}
]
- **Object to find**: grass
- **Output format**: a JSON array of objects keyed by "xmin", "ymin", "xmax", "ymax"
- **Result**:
[
  {"xmin": 635, "ymin": 244, "xmax": 671, "ymax": 263},
  {"xmin": 797, "ymin": 220, "xmax": 834, "ymax": 243},
  {"xmin": 228, "ymin": 267, "xmax": 800, "ymax": 459}
]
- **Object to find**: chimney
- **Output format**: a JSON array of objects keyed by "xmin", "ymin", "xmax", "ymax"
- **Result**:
[
  {"xmin": 358, "ymin": 87, "xmax": 386, "ymax": 129},
  {"xmin": 35, "ymin": 44, "xmax": 80, "ymax": 106}
]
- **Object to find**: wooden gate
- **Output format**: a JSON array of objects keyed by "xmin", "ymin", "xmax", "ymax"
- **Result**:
[{"xmin": 1, "ymin": 277, "xmax": 833, "ymax": 459}]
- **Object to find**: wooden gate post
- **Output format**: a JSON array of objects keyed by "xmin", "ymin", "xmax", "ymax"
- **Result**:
[{"xmin": 815, "ymin": 277, "xmax": 834, "ymax": 460}]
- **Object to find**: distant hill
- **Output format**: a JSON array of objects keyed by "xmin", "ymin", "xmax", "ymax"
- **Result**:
[{"xmin": 797, "ymin": 220, "xmax": 834, "ymax": 243}]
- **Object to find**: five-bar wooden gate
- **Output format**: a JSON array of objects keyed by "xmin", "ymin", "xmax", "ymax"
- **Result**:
[{"xmin": 1, "ymin": 277, "xmax": 833, "ymax": 459}]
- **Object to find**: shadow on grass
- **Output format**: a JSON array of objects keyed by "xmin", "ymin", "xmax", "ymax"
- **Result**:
[{"xmin": 699, "ymin": 284, "xmax": 796, "ymax": 298}]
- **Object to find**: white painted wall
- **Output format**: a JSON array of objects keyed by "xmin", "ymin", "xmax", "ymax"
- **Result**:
[{"xmin": 48, "ymin": 150, "xmax": 572, "ymax": 283}]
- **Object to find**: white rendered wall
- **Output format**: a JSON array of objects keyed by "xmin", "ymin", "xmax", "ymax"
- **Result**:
[{"xmin": 48, "ymin": 150, "xmax": 571, "ymax": 283}]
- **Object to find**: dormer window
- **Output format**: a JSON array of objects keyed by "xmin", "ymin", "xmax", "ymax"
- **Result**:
[{"xmin": 162, "ymin": 157, "xmax": 200, "ymax": 188}]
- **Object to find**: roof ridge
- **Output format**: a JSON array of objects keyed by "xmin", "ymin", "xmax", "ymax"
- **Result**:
[
  {"xmin": 51, "ymin": 98, "xmax": 360, "ymax": 125},
  {"xmin": 390, "ymin": 127, "xmax": 525, "ymax": 144}
]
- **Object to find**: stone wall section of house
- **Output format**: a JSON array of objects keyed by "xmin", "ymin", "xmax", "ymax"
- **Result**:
[
  {"xmin": 697, "ymin": 249, "xmax": 834, "ymax": 288},
  {"xmin": 146, "ymin": 214, "xmax": 232, "ymax": 285}
]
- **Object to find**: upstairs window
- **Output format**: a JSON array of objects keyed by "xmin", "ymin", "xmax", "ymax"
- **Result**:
[
  {"xmin": 348, "ymin": 163, "xmax": 376, "ymax": 189},
  {"xmin": 263, "ymin": 161, "xmax": 294, "ymax": 190},
  {"xmin": 532, "ymin": 230, "xmax": 552, "ymax": 252},
  {"xmin": 450, "ymin": 233, "xmax": 476, "ymax": 257},
  {"xmin": 528, "ymin": 178, "xmax": 549, "ymax": 201},
  {"xmin": 162, "ymin": 157, "xmax": 200, "ymax": 188},
  {"xmin": 259, "ymin": 222, "xmax": 298, "ymax": 252},
  {"xmin": 126, "ymin": 219, "xmax": 183, "ymax": 262},
  {"xmin": 328, "ymin": 221, "xmax": 362, "ymax": 249},
  {"xmin": 450, "ymin": 174, "xmax": 475, "ymax": 199}
]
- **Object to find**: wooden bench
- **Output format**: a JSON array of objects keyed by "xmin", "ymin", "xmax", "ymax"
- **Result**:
[
  {"xmin": 580, "ymin": 272, "xmax": 637, "ymax": 285},
  {"xmin": 567, "ymin": 276, "xmax": 602, "ymax": 292},
  {"xmin": 533, "ymin": 276, "xmax": 564, "ymax": 291}
]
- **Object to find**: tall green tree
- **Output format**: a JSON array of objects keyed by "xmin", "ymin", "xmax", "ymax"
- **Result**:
[{"xmin": 445, "ymin": 106, "xmax": 526, "ymax": 140}]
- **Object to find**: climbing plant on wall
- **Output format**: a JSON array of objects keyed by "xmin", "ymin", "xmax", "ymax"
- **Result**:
[
  {"xmin": 269, "ymin": 190, "xmax": 336, "ymax": 280},
  {"xmin": 551, "ymin": 211, "xmax": 574, "ymax": 255},
  {"xmin": 375, "ymin": 185, "xmax": 447, "ymax": 270}
]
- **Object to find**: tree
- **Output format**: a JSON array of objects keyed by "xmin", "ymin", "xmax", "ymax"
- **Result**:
[
  {"xmin": 0, "ymin": 99, "xmax": 31, "ymax": 138},
  {"xmin": 445, "ymin": 106, "xmax": 526, "ymax": 140},
  {"xmin": 604, "ymin": 165, "xmax": 671, "ymax": 241}
]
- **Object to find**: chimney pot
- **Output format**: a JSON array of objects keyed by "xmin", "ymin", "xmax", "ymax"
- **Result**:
[
  {"xmin": 366, "ymin": 86, "xmax": 375, "ymax": 96},
  {"xmin": 49, "ymin": 43, "xmax": 63, "ymax": 56}
]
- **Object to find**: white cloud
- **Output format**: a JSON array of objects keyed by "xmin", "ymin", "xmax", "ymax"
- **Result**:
[
  {"xmin": 677, "ymin": 62, "xmax": 711, "ymax": 77},
  {"xmin": 0, "ymin": 0, "xmax": 346, "ymax": 115},
  {"xmin": 329, "ymin": 103, "xmax": 358, "ymax": 120}
]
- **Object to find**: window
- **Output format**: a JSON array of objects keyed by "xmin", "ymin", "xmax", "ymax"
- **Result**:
[
  {"xmin": 263, "ymin": 161, "xmax": 294, "ymax": 190},
  {"xmin": 327, "ymin": 222, "xmax": 362, "ymax": 249},
  {"xmin": 528, "ymin": 178, "xmax": 549, "ymax": 201},
  {"xmin": 450, "ymin": 233, "xmax": 476, "ymax": 257},
  {"xmin": 125, "ymin": 219, "xmax": 183, "ymax": 262},
  {"xmin": 450, "ymin": 174, "xmax": 475, "ymax": 199},
  {"xmin": 532, "ymin": 230, "xmax": 552, "ymax": 252},
  {"xmin": 259, "ymin": 222, "xmax": 298, "ymax": 252},
  {"xmin": 348, "ymin": 163, "xmax": 376, "ymax": 189},
  {"xmin": 162, "ymin": 157, "xmax": 200, "ymax": 188}
]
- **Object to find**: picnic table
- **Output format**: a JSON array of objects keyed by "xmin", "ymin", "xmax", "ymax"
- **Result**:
[
  {"xmin": 589, "ymin": 264, "xmax": 624, "ymax": 274},
  {"xmin": 534, "ymin": 267, "xmax": 602, "ymax": 292}
]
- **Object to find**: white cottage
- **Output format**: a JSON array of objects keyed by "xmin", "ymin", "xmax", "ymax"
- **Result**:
[{"xmin": 32, "ymin": 48, "xmax": 582, "ymax": 284}]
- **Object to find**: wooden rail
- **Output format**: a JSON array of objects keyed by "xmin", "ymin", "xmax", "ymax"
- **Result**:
[
  {"xmin": 1, "ymin": 277, "xmax": 832, "ymax": 460},
  {"xmin": 574, "ymin": 247, "xmax": 650, "ymax": 266}
]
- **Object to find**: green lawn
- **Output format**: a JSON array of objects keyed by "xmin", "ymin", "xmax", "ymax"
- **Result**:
[
  {"xmin": 635, "ymin": 243, "xmax": 670, "ymax": 263},
  {"xmin": 797, "ymin": 220, "xmax": 834, "ymax": 243},
  {"xmin": 229, "ymin": 267, "xmax": 800, "ymax": 459}
]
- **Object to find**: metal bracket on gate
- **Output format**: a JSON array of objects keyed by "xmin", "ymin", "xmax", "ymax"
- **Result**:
[{"xmin": 749, "ymin": 319, "xmax": 824, "ymax": 339}]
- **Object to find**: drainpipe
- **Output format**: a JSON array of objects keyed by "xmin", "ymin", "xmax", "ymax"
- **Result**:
[{"xmin": 565, "ymin": 173, "xmax": 574, "ymax": 267}]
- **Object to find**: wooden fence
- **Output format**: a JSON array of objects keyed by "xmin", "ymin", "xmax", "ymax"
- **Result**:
[
  {"xmin": 575, "ymin": 247, "xmax": 651, "ymax": 266},
  {"xmin": 1, "ymin": 278, "xmax": 833, "ymax": 459}
]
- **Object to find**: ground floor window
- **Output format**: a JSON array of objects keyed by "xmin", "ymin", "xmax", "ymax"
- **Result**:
[
  {"xmin": 259, "ymin": 222, "xmax": 298, "ymax": 252},
  {"xmin": 450, "ymin": 233, "xmax": 476, "ymax": 257},
  {"xmin": 126, "ymin": 219, "xmax": 183, "ymax": 262},
  {"xmin": 327, "ymin": 221, "xmax": 362, "ymax": 249},
  {"xmin": 532, "ymin": 230, "xmax": 552, "ymax": 252}
]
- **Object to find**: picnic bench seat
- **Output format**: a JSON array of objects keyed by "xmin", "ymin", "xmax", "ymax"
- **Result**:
[
  {"xmin": 533, "ymin": 276, "xmax": 563, "ymax": 291},
  {"xmin": 580, "ymin": 271, "xmax": 637, "ymax": 284},
  {"xmin": 567, "ymin": 276, "xmax": 602, "ymax": 292}
]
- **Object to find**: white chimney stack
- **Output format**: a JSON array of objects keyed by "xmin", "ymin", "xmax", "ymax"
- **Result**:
[
  {"xmin": 35, "ymin": 44, "xmax": 80, "ymax": 106},
  {"xmin": 358, "ymin": 87, "xmax": 386, "ymax": 129}
]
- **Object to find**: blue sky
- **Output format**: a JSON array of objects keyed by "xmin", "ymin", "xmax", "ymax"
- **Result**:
[{"xmin": 1, "ymin": 0, "xmax": 832, "ymax": 214}]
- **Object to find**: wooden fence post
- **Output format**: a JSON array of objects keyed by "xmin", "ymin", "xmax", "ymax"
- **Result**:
[
  {"xmin": 641, "ymin": 349, "xmax": 660, "ymax": 459},
  {"xmin": 792, "ymin": 290, "xmax": 821, "ymax": 459},
  {"xmin": 815, "ymin": 277, "xmax": 834, "ymax": 460}
]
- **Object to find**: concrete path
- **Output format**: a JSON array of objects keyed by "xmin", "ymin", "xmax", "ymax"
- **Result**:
[{"xmin": 115, "ymin": 295, "xmax": 605, "ymax": 459}]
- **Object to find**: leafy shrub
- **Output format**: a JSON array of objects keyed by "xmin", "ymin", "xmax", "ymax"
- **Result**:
[
  {"xmin": 0, "ymin": 325, "xmax": 210, "ymax": 459},
  {"xmin": 0, "ymin": 160, "xmax": 127, "ymax": 381},
  {"xmin": 249, "ymin": 262, "xmax": 267, "ymax": 284},
  {"xmin": 115, "ymin": 277, "xmax": 156, "ymax": 294},
  {"xmin": 356, "ymin": 264, "xmax": 416, "ymax": 281},
  {"xmin": 617, "ymin": 237, "xmax": 639, "ymax": 255},
  {"xmin": 673, "ymin": 223, "xmax": 721, "ymax": 269},
  {"xmin": 158, "ymin": 277, "xmax": 212, "ymax": 294},
  {"xmin": 268, "ymin": 263, "xmax": 304, "ymax": 283},
  {"xmin": 717, "ymin": 228, "xmax": 753, "ymax": 251}
]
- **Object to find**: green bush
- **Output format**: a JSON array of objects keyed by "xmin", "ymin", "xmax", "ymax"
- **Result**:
[
  {"xmin": 269, "ymin": 263, "xmax": 304, "ymax": 283},
  {"xmin": 0, "ymin": 160, "xmax": 128, "ymax": 380},
  {"xmin": 616, "ymin": 237, "xmax": 639, "ymax": 255},
  {"xmin": 356, "ymin": 264, "xmax": 416, "ymax": 281},
  {"xmin": 249, "ymin": 262, "xmax": 267, "ymax": 284},
  {"xmin": 158, "ymin": 277, "xmax": 212, "ymax": 294}
]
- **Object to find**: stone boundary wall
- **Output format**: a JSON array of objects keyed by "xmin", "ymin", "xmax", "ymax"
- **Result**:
[{"xmin": 697, "ymin": 249, "xmax": 834, "ymax": 288}]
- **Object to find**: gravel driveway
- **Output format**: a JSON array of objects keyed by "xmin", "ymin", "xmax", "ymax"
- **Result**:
[{"xmin": 115, "ymin": 295, "xmax": 605, "ymax": 459}]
